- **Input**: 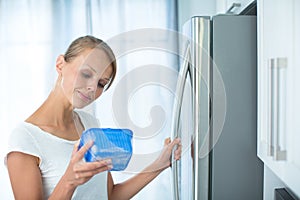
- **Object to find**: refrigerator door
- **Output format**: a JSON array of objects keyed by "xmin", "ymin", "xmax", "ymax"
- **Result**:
[
  {"xmin": 210, "ymin": 15, "xmax": 263, "ymax": 200},
  {"xmin": 171, "ymin": 16, "xmax": 211, "ymax": 200}
]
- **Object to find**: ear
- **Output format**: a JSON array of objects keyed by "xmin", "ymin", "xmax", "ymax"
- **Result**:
[{"xmin": 56, "ymin": 55, "xmax": 65, "ymax": 75}]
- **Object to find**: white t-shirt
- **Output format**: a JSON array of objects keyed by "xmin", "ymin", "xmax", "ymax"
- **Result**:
[{"xmin": 5, "ymin": 110, "xmax": 108, "ymax": 200}]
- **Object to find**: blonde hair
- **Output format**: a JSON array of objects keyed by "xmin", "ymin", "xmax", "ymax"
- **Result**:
[{"xmin": 64, "ymin": 35, "xmax": 117, "ymax": 89}]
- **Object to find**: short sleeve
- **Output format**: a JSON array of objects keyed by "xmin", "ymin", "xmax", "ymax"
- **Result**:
[{"xmin": 4, "ymin": 123, "xmax": 42, "ymax": 166}]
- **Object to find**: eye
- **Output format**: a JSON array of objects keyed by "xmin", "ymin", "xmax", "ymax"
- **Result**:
[{"xmin": 81, "ymin": 72, "xmax": 92, "ymax": 79}]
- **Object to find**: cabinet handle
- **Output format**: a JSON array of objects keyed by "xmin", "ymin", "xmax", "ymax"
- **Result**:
[
  {"xmin": 226, "ymin": 3, "xmax": 241, "ymax": 14},
  {"xmin": 274, "ymin": 57, "xmax": 287, "ymax": 161},
  {"xmin": 268, "ymin": 58, "xmax": 275, "ymax": 156},
  {"xmin": 270, "ymin": 57, "xmax": 287, "ymax": 161}
]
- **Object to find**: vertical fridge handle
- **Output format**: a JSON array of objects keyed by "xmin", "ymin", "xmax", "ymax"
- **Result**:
[{"xmin": 171, "ymin": 44, "xmax": 191, "ymax": 200}]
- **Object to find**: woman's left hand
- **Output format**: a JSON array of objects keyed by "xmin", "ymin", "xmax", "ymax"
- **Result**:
[{"xmin": 152, "ymin": 137, "xmax": 182, "ymax": 171}]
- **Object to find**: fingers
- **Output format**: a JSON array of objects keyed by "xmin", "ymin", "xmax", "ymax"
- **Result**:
[
  {"xmin": 73, "ymin": 159, "xmax": 112, "ymax": 174},
  {"xmin": 72, "ymin": 158, "xmax": 113, "ymax": 183},
  {"xmin": 168, "ymin": 138, "xmax": 181, "ymax": 150},
  {"xmin": 66, "ymin": 141, "xmax": 113, "ymax": 187},
  {"xmin": 171, "ymin": 137, "xmax": 181, "ymax": 146},
  {"xmin": 164, "ymin": 137, "xmax": 180, "ymax": 148},
  {"xmin": 73, "ymin": 140, "xmax": 94, "ymax": 161},
  {"xmin": 168, "ymin": 138, "xmax": 182, "ymax": 160},
  {"xmin": 174, "ymin": 143, "xmax": 182, "ymax": 160},
  {"xmin": 72, "ymin": 140, "xmax": 80, "ymax": 156}
]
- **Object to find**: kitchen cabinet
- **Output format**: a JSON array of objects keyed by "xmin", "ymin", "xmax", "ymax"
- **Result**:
[
  {"xmin": 216, "ymin": 0, "xmax": 254, "ymax": 14},
  {"xmin": 257, "ymin": 0, "xmax": 300, "ymax": 197}
]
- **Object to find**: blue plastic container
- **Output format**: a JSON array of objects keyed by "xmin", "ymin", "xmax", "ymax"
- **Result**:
[{"xmin": 78, "ymin": 128, "xmax": 133, "ymax": 171}]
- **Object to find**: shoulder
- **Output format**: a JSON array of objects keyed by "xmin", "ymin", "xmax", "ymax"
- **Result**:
[
  {"xmin": 8, "ymin": 122, "xmax": 46, "ymax": 147},
  {"xmin": 5, "ymin": 122, "xmax": 43, "ymax": 166},
  {"xmin": 9, "ymin": 122, "xmax": 38, "ymax": 141}
]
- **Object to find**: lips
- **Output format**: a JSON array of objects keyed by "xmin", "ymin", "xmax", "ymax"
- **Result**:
[{"xmin": 77, "ymin": 90, "xmax": 92, "ymax": 102}]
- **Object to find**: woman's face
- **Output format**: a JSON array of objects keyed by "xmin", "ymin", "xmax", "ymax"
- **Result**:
[{"xmin": 59, "ymin": 48, "xmax": 113, "ymax": 109}]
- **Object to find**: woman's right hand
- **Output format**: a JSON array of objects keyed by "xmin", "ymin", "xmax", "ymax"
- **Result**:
[
  {"xmin": 62, "ymin": 141, "xmax": 112, "ymax": 188},
  {"xmin": 49, "ymin": 141, "xmax": 112, "ymax": 199}
]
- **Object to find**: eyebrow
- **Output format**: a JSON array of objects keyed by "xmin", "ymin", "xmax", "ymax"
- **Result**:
[
  {"xmin": 85, "ymin": 64, "xmax": 111, "ymax": 81},
  {"xmin": 86, "ymin": 64, "xmax": 97, "ymax": 73}
]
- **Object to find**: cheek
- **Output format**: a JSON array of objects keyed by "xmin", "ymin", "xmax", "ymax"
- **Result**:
[
  {"xmin": 72, "ymin": 76, "xmax": 84, "ymax": 88},
  {"xmin": 61, "ymin": 67, "xmax": 80, "ymax": 90},
  {"xmin": 70, "ymin": 71, "xmax": 87, "ymax": 90}
]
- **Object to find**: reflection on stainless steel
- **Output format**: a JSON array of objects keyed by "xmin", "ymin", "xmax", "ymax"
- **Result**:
[
  {"xmin": 172, "ymin": 14, "xmax": 263, "ymax": 200},
  {"xmin": 171, "ymin": 43, "xmax": 191, "ymax": 200},
  {"xmin": 171, "ymin": 16, "xmax": 211, "ymax": 200}
]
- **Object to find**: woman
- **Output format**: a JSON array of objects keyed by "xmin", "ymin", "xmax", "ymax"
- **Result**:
[{"xmin": 6, "ymin": 35, "xmax": 181, "ymax": 199}]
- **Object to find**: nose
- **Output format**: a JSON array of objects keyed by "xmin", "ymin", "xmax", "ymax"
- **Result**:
[
  {"xmin": 87, "ymin": 85, "xmax": 94, "ymax": 91},
  {"xmin": 86, "ymin": 79, "xmax": 98, "ymax": 91}
]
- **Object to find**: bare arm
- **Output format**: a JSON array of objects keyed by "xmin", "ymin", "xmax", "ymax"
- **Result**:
[
  {"xmin": 7, "ymin": 152, "xmax": 44, "ymax": 200},
  {"xmin": 107, "ymin": 138, "xmax": 181, "ymax": 200}
]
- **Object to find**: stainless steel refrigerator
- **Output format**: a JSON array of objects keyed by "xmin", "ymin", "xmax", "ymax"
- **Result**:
[{"xmin": 171, "ymin": 15, "xmax": 263, "ymax": 200}]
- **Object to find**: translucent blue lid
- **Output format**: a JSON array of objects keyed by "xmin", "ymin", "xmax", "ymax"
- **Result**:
[{"xmin": 79, "ymin": 128, "xmax": 133, "ymax": 171}]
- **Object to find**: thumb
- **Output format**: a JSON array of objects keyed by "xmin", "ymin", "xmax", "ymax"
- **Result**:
[
  {"xmin": 72, "ymin": 140, "xmax": 80, "ymax": 156},
  {"xmin": 164, "ymin": 137, "xmax": 171, "ymax": 146},
  {"xmin": 169, "ymin": 138, "xmax": 181, "ymax": 148}
]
